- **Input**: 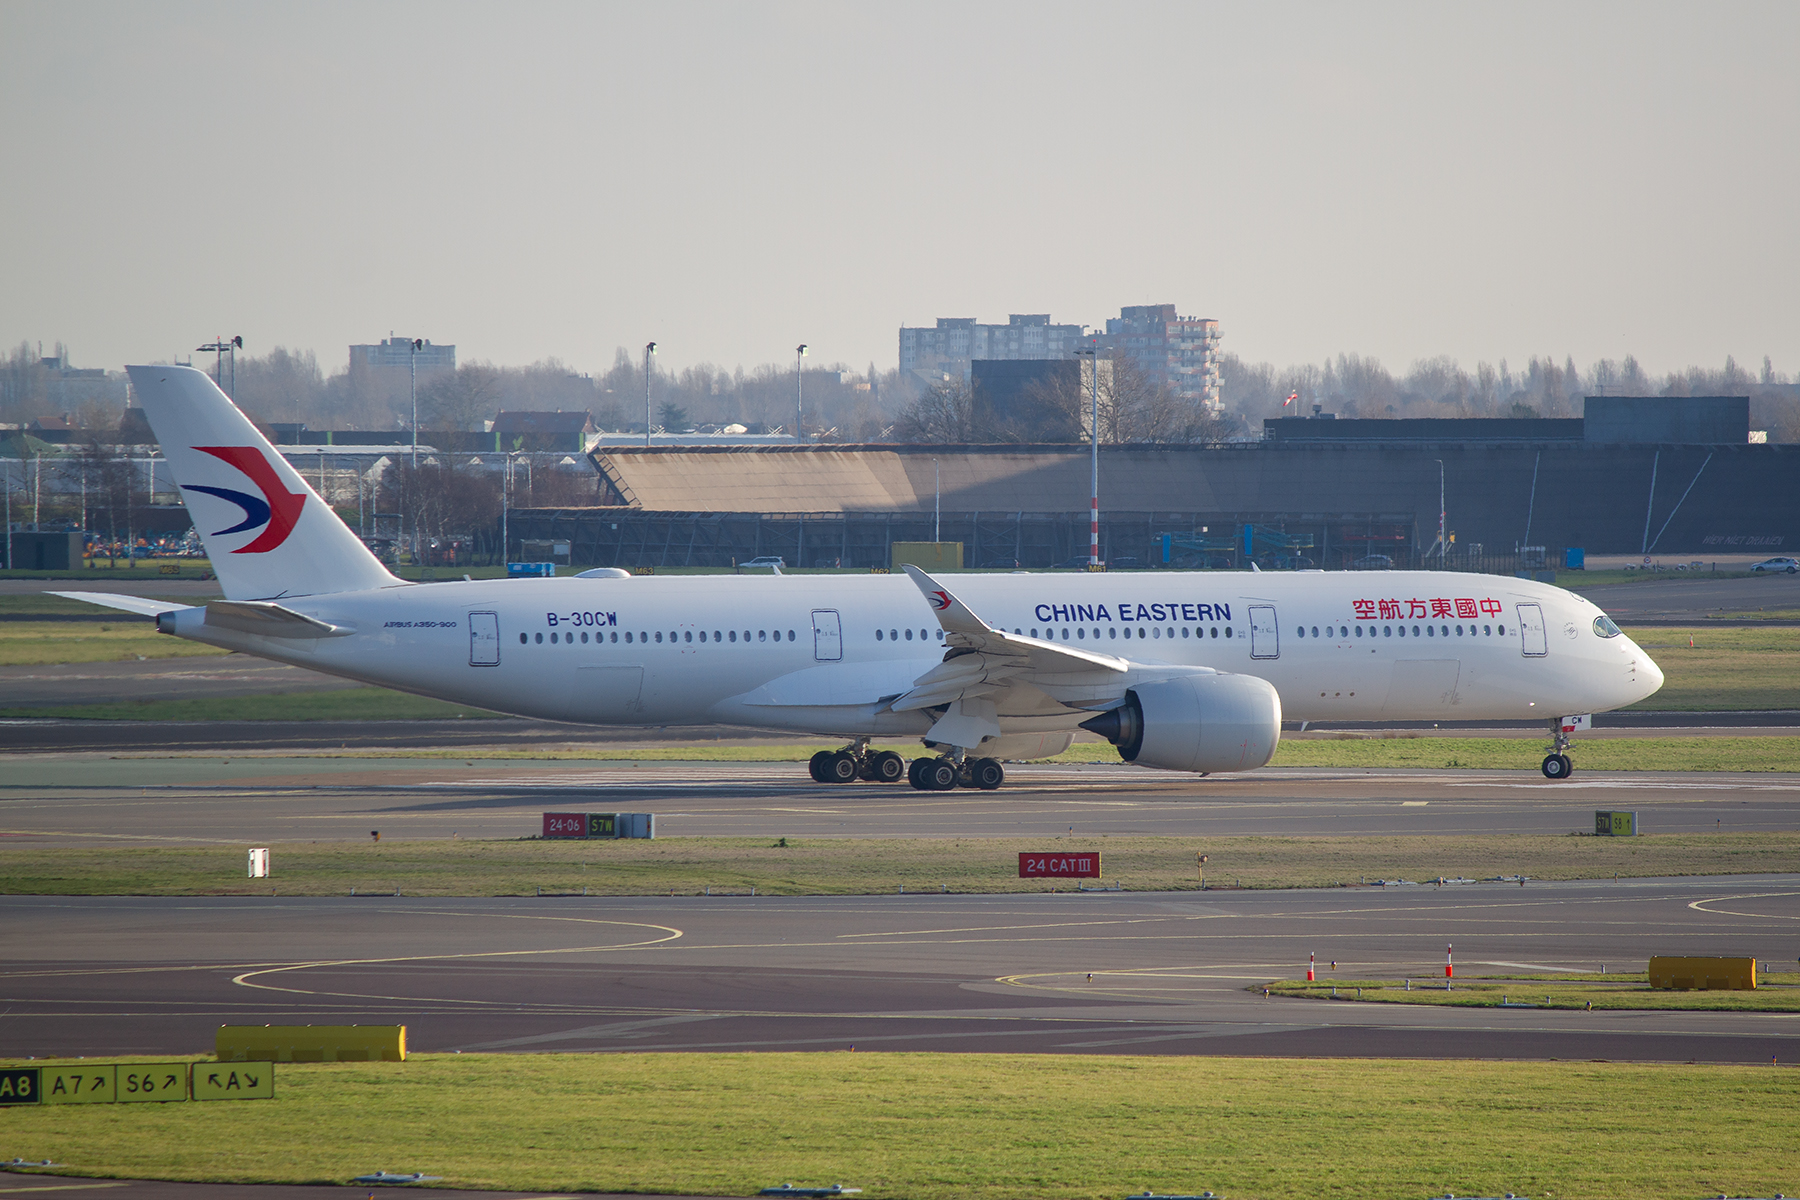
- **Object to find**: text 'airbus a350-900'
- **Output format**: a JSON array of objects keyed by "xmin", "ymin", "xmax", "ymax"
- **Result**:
[{"xmin": 60, "ymin": 366, "xmax": 1663, "ymax": 789}]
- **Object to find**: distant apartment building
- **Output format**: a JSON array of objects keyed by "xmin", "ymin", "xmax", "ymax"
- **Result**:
[
  {"xmin": 900, "ymin": 305, "xmax": 1222, "ymax": 410},
  {"xmin": 1087, "ymin": 304, "xmax": 1222, "ymax": 411},
  {"xmin": 347, "ymin": 336, "xmax": 456, "ymax": 415},
  {"xmin": 899, "ymin": 315, "xmax": 1085, "ymax": 384}
]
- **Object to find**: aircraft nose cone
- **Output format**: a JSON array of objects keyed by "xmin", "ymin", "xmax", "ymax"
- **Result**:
[{"xmin": 1633, "ymin": 647, "xmax": 1665, "ymax": 701}]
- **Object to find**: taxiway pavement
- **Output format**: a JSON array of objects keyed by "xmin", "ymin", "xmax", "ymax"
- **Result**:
[
  {"xmin": 4, "ymin": 760, "xmax": 1800, "ymax": 844},
  {"xmin": 2, "ymin": 878, "xmax": 1796, "ymax": 1064}
]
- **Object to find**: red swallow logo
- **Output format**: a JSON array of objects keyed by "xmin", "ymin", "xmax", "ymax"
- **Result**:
[
  {"xmin": 183, "ymin": 446, "xmax": 307, "ymax": 554},
  {"xmin": 928, "ymin": 590, "xmax": 951, "ymax": 611}
]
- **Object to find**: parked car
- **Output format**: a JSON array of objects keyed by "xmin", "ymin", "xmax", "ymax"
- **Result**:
[
  {"xmin": 740, "ymin": 556, "xmax": 785, "ymax": 570},
  {"xmin": 1271, "ymin": 555, "xmax": 1316, "ymax": 571},
  {"xmin": 1750, "ymin": 557, "xmax": 1798, "ymax": 574},
  {"xmin": 1052, "ymin": 555, "xmax": 1101, "ymax": 569},
  {"xmin": 1350, "ymin": 554, "xmax": 1394, "ymax": 571},
  {"xmin": 1107, "ymin": 556, "xmax": 1146, "ymax": 570}
]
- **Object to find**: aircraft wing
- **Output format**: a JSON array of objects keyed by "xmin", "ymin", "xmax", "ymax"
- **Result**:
[{"xmin": 894, "ymin": 564, "xmax": 1130, "ymax": 719}]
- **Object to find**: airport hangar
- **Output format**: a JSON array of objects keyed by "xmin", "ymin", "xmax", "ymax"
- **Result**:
[{"xmin": 509, "ymin": 396, "xmax": 1798, "ymax": 571}]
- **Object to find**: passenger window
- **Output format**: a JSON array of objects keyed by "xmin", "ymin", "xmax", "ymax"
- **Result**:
[
  {"xmin": 1355, "ymin": 626, "xmax": 1363, "ymax": 637},
  {"xmin": 625, "ymin": 632, "xmax": 633, "ymax": 643},
  {"xmin": 759, "ymin": 630, "xmax": 767, "ymax": 641},
  {"xmin": 1031, "ymin": 629, "xmax": 1039, "ymax": 638},
  {"xmin": 684, "ymin": 631, "xmax": 693, "ymax": 643},
  {"xmin": 1483, "ymin": 624, "xmax": 1491, "ymax": 635},
  {"xmin": 1224, "ymin": 627, "xmax": 1232, "ymax": 638},
  {"xmin": 1427, "ymin": 626, "xmax": 1434, "ymax": 637},
  {"xmin": 654, "ymin": 632, "xmax": 662, "ymax": 643},
  {"xmin": 876, "ymin": 629, "xmax": 884, "ymax": 641},
  {"xmin": 519, "ymin": 632, "xmax": 527, "ymax": 644},
  {"xmin": 1497, "ymin": 624, "xmax": 1506, "ymax": 635},
  {"xmin": 581, "ymin": 632, "xmax": 589, "ymax": 643},
  {"xmin": 611, "ymin": 631, "xmax": 618, "ymax": 643},
  {"xmin": 1181, "ymin": 627, "xmax": 1189, "ymax": 638},
  {"xmin": 1297, "ymin": 626, "xmax": 1305, "ymax": 639},
  {"xmin": 1210, "ymin": 627, "xmax": 1218, "ymax": 638},
  {"xmin": 1077, "ymin": 628, "xmax": 1086, "ymax": 639},
  {"xmin": 788, "ymin": 630, "xmax": 796, "ymax": 641},
  {"xmin": 729, "ymin": 630, "xmax": 737, "ymax": 642},
  {"xmin": 905, "ymin": 628, "xmax": 913, "ymax": 640},
  {"xmin": 1062, "ymin": 628, "xmax": 1070, "ymax": 640},
  {"xmin": 535, "ymin": 632, "xmax": 543, "ymax": 644},
  {"xmin": 1383, "ymin": 626, "xmax": 1391, "ymax": 637}
]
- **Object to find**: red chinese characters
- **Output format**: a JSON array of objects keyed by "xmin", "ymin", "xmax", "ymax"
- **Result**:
[{"xmin": 1354, "ymin": 597, "xmax": 1496, "ymax": 621}]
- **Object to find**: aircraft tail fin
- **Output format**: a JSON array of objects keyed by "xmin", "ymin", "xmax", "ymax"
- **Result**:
[{"xmin": 125, "ymin": 365, "xmax": 400, "ymax": 600}]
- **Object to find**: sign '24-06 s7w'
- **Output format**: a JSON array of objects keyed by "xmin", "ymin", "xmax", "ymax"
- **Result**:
[{"xmin": 56, "ymin": 367, "xmax": 1664, "ymax": 790}]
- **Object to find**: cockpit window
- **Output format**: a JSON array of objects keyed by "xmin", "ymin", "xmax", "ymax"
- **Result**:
[{"xmin": 1593, "ymin": 615, "xmax": 1623, "ymax": 639}]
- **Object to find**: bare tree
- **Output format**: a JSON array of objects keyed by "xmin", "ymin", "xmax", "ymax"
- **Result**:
[
  {"xmin": 891, "ymin": 378, "xmax": 981, "ymax": 443},
  {"xmin": 419, "ymin": 364, "xmax": 504, "ymax": 431}
]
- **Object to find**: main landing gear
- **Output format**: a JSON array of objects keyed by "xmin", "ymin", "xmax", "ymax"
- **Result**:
[
  {"xmin": 1541, "ymin": 718, "xmax": 1575, "ymax": 780},
  {"xmin": 907, "ymin": 753, "xmax": 1004, "ymax": 792},
  {"xmin": 809, "ymin": 740, "xmax": 906, "ymax": 785},
  {"xmin": 807, "ymin": 741, "xmax": 1005, "ymax": 790}
]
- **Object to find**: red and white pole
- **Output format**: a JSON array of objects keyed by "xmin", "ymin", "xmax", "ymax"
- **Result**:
[
  {"xmin": 1307, "ymin": 951, "xmax": 1315, "ymax": 982},
  {"xmin": 1446, "ymin": 942, "xmax": 1454, "ymax": 979}
]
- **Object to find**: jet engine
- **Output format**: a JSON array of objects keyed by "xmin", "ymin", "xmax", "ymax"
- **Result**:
[{"xmin": 1079, "ymin": 673, "xmax": 1282, "ymax": 774}]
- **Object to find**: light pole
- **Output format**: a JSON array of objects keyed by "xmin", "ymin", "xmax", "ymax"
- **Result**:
[
  {"xmin": 644, "ymin": 342, "xmax": 657, "ymax": 449},
  {"xmin": 1434, "ymin": 458, "xmax": 1446, "ymax": 563},
  {"xmin": 795, "ymin": 344, "xmax": 807, "ymax": 444},
  {"xmin": 1076, "ymin": 347, "xmax": 1100, "ymax": 567},
  {"xmin": 196, "ymin": 336, "xmax": 242, "ymax": 397},
  {"xmin": 409, "ymin": 338, "xmax": 423, "ymax": 468}
]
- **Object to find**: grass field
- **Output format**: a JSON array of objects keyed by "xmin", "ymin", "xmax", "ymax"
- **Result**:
[
  {"xmin": 1620, "ymin": 625, "xmax": 1800, "ymax": 710},
  {"xmin": 0, "ymin": 1053, "xmax": 1793, "ymax": 1199},
  {"xmin": 0, "ymin": 619, "xmax": 231, "ymax": 666},
  {"xmin": 1266, "ymin": 971, "xmax": 1800, "ymax": 1012},
  {"xmin": 4, "ymin": 833, "xmax": 1795, "ymax": 897}
]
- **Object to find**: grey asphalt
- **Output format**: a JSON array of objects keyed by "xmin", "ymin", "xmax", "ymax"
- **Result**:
[
  {"xmin": 2, "ymin": 879, "xmax": 1796, "ymax": 1066},
  {"xmin": 1572, "ymin": 570, "xmax": 1800, "ymax": 619},
  {"xmin": 5, "ymin": 759, "xmax": 1800, "ymax": 844}
]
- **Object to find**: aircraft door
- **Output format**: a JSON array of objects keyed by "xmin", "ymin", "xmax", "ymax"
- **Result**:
[
  {"xmin": 1516, "ymin": 603, "xmax": 1548, "ymax": 657},
  {"xmin": 468, "ymin": 611, "xmax": 500, "ymax": 666},
  {"xmin": 811, "ymin": 609, "xmax": 843, "ymax": 662},
  {"xmin": 1248, "ymin": 605, "xmax": 1279, "ymax": 659}
]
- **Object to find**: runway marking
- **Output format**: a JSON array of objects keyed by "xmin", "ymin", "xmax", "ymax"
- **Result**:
[
  {"xmin": 229, "ymin": 917, "xmax": 684, "ymax": 1001},
  {"xmin": 0, "ymin": 1185, "xmax": 130, "ymax": 1194},
  {"xmin": 1687, "ymin": 891, "xmax": 1800, "ymax": 919},
  {"xmin": 1402, "ymin": 801, "xmax": 1429, "ymax": 806},
  {"xmin": 837, "ymin": 915, "xmax": 1224, "ymax": 938}
]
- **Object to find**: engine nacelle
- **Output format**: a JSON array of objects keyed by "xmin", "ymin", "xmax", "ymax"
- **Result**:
[{"xmin": 1080, "ymin": 673, "xmax": 1282, "ymax": 774}]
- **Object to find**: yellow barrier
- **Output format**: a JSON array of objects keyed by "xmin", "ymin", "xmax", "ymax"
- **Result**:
[
  {"xmin": 1647, "ymin": 956, "xmax": 1758, "ymax": 991},
  {"xmin": 216, "ymin": 1024, "xmax": 406, "ymax": 1062}
]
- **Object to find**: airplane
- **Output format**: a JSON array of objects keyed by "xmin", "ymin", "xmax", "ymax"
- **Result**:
[{"xmin": 55, "ymin": 365, "xmax": 1664, "ymax": 789}]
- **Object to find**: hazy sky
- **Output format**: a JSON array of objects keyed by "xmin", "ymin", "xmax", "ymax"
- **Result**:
[{"xmin": 4, "ymin": 1, "xmax": 1796, "ymax": 381}]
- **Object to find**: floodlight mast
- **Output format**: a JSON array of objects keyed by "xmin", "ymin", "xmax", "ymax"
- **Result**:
[
  {"xmin": 1076, "ymin": 346, "xmax": 1100, "ymax": 567},
  {"xmin": 644, "ymin": 342, "xmax": 657, "ymax": 449},
  {"xmin": 795, "ymin": 344, "xmax": 807, "ymax": 445},
  {"xmin": 410, "ymin": 339, "xmax": 423, "ymax": 467}
]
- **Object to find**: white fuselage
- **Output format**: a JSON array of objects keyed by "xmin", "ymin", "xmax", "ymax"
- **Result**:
[{"xmin": 162, "ymin": 569, "xmax": 1663, "ymax": 739}]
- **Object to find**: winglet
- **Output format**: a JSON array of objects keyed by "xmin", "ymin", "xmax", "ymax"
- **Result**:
[{"xmin": 900, "ymin": 564, "xmax": 991, "ymax": 636}]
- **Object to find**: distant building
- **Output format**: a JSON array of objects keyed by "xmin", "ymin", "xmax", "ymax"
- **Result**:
[
  {"xmin": 347, "ymin": 336, "xmax": 455, "ymax": 414},
  {"xmin": 493, "ymin": 410, "xmax": 597, "ymax": 453},
  {"xmin": 899, "ymin": 315, "xmax": 1085, "ymax": 384},
  {"xmin": 1086, "ymin": 304, "xmax": 1222, "ymax": 411},
  {"xmin": 899, "ymin": 306, "xmax": 1222, "ymax": 411}
]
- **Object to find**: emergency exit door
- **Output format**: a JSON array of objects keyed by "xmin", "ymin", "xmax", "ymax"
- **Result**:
[
  {"xmin": 469, "ymin": 611, "xmax": 500, "ymax": 666},
  {"xmin": 811, "ymin": 609, "xmax": 843, "ymax": 661},
  {"xmin": 1516, "ymin": 603, "xmax": 1548, "ymax": 657}
]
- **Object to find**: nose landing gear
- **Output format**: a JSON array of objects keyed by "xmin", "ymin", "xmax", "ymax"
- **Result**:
[{"xmin": 1541, "ymin": 718, "xmax": 1576, "ymax": 779}]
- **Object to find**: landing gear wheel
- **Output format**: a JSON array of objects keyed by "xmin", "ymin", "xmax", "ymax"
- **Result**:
[
  {"xmin": 920, "ymin": 758, "xmax": 959, "ymax": 790},
  {"xmin": 824, "ymin": 751, "xmax": 860, "ymax": 784},
  {"xmin": 907, "ymin": 757, "xmax": 927, "ymax": 789},
  {"xmin": 871, "ymin": 751, "xmax": 906, "ymax": 783},
  {"xmin": 809, "ymin": 750, "xmax": 832, "ymax": 783},
  {"xmin": 968, "ymin": 757, "xmax": 1005, "ymax": 790},
  {"xmin": 1541, "ymin": 753, "xmax": 1572, "ymax": 780}
]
